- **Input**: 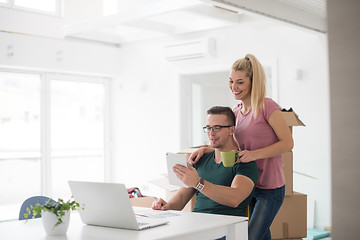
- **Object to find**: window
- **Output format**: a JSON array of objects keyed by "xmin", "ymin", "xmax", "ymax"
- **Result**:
[
  {"xmin": 2, "ymin": 0, "xmax": 62, "ymax": 16},
  {"xmin": 0, "ymin": 72, "xmax": 41, "ymax": 221},
  {"xmin": 49, "ymin": 76, "xmax": 106, "ymax": 197},
  {"xmin": 15, "ymin": 0, "xmax": 57, "ymax": 13},
  {"xmin": 0, "ymin": 71, "xmax": 109, "ymax": 221}
]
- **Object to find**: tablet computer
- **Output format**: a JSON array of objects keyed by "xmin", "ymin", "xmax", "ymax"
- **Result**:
[{"xmin": 166, "ymin": 152, "xmax": 188, "ymax": 187}]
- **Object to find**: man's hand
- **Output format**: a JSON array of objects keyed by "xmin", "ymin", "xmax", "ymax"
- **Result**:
[
  {"xmin": 173, "ymin": 162, "xmax": 200, "ymax": 188},
  {"xmin": 152, "ymin": 198, "xmax": 170, "ymax": 210}
]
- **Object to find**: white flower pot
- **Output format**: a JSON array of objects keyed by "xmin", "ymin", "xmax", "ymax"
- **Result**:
[{"xmin": 41, "ymin": 210, "xmax": 70, "ymax": 236}]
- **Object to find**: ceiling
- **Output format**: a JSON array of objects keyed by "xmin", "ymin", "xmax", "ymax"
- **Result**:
[
  {"xmin": 63, "ymin": 0, "xmax": 326, "ymax": 46},
  {"xmin": 278, "ymin": 0, "xmax": 326, "ymax": 19}
]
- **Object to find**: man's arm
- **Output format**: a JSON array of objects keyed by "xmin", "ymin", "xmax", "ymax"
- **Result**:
[
  {"xmin": 167, "ymin": 187, "xmax": 197, "ymax": 210},
  {"xmin": 200, "ymin": 175, "xmax": 254, "ymax": 208},
  {"xmin": 152, "ymin": 187, "xmax": 196, "ymax": 211},
  {"xmin": 174, "ymin": 163, "xmax": 254, "ymax": 208}
]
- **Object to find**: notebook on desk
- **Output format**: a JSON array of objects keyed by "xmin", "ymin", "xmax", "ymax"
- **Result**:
[{"xmin": 68, "ymin": 181, "xmax": 169, "ymax": 230}]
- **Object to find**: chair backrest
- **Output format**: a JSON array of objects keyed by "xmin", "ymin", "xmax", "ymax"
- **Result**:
[{"xmin": 18, "ymin": 196, "xmax": 55, "ymax": 220}]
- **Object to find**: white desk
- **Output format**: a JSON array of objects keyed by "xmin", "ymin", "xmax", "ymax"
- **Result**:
[{"xmin": 0, "ymin": 208, "xmax": 248, "ymax": 240}]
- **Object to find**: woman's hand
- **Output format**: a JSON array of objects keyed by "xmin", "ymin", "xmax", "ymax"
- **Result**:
[
  {"xmin": 188, "ymin": 148, "xmax": 206, "ymax": 164},
  {"xmin": 236, "ymin": 150, "xmax": 257, "ymax": 163}
]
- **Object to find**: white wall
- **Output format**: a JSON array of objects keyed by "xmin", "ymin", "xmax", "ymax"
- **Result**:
[
  {"xmin": 112, "ymin": 19, "xmax": 330, "ymax": 228},
  {"xmin": 109, "ymin": 41, "xmax": 182, "ymax": 190}
]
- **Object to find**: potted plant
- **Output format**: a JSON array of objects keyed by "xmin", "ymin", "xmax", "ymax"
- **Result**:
[{"xmin": 24, "ymin": 198, "xmax": 83, "ymax": 235}]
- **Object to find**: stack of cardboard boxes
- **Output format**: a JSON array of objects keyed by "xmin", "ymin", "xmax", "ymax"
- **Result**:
[{"xmin": 270, "ymin": 110, "xmax": 307, "ymax": 239}]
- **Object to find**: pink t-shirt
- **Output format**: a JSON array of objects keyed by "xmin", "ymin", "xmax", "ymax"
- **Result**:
[{"xmin": 233, "ymin": 98, "xmax": 285, "ymax": 189}]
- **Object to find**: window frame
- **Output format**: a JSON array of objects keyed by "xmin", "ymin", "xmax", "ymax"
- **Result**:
[
  {"xmin": 0, "ymin": 0, "xmax": 63, "ymax": 17},
  {"xmin": 0, "ymin": 68, "xmax": 111, "ymax": 199}
]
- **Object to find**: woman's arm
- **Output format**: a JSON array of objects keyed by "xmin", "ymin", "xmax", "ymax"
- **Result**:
[
  {"xmin": 188, "ymin": 146, "xmax": 214, "ymax": 164},
  {"xmin": 237, "ymin": 109, "xmax": 293, "ymax": 162}
]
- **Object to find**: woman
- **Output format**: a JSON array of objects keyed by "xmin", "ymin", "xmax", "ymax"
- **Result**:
[{"xmin": 189, "ymin": 54, "xmax": 293, "ymax": 240}]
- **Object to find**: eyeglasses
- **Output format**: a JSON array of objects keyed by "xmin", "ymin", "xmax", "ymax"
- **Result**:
[{"xmin": 203, "ymin": 125, "xmax": 233, "ymax": 133}]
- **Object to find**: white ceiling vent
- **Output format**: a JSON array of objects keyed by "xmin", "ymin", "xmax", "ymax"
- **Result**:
[{"xmin": 164, "ymin": 38, "xmax": 216, "ymax": 62}]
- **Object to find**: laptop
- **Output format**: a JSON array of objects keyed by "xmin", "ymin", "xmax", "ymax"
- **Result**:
[{"xmin": 68, "ymin": 181, "xmax": 169, "ymax": 230}]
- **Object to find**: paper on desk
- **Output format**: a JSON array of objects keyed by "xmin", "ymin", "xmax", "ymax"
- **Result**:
[
  {"xmin": 166, "ymin": 152, "xmax": 188, "ymax": 187},
  {"xmin": 135, "ymin": 209, "xmax": 180, "ymax": 219}
]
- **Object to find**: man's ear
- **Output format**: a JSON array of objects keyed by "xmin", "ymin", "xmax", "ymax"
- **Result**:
[{"xmin": 229, "ymin": 126, "xmax": 235, "ymax": 135}]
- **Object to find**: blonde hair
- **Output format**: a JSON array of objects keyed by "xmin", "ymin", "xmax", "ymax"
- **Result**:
[{"xmin": 231, "ymin": 54, "xmax": 267, "ymax": 118}]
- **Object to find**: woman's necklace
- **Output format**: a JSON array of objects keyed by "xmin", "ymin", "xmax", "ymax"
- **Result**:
[{"xmin": 241, "ymin": 105, "xmax": 252, "ymax": 115}]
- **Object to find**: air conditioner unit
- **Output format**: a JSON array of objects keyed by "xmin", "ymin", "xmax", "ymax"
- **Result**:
[{"xmin": 164, "ymin": 38, "xmax": 216, "ymax": 62}]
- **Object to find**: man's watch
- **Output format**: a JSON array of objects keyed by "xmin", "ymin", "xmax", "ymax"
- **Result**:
[{"xmin": 194, "ymin": 178, "xmax": 205, "ymax": 191}]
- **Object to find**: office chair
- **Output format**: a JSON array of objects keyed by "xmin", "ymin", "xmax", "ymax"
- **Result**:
[{"xmin": 18, "ymin": 196, "xmax": 55, "ymax": 220}]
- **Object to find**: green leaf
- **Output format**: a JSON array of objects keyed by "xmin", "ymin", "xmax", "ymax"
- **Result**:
[{"xmin": 23, "ymin": 197, "xmax": 83, "ymax": 228}]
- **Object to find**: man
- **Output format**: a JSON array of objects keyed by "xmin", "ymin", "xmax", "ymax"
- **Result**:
[{"xmin": 152, "ymin": 106, "xmax": 258, "ymax": 217}]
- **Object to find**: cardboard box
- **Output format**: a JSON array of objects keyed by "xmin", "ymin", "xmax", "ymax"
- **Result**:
[
  {"xmin": 149, "ymin": 177, "xmax": 196, "ymax": 212},
  {"xmin": 130, "ymin": 196, "xmax": 157, "ymax": 208},
  {"xmin": 282, "ymin": 151, "xmax": 293, "ymax": 196},
  {"xmin": 281, "ymin": 111, "xmax": 305, "ymax": 133},
  {"xmin": 270, "ymin": 192, "xmax": 307, "ymax": 239}
]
